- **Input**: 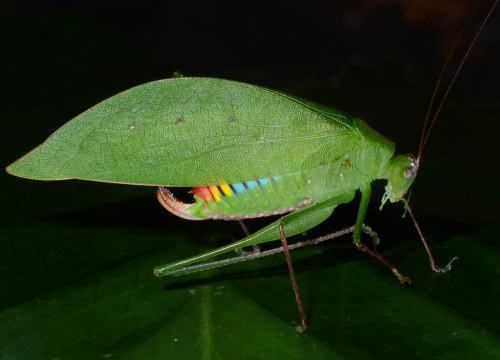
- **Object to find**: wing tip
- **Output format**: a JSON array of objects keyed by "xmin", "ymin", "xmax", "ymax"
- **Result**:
[{"xmin": 5, "ymin": 146, "xmax": 71, "ymax": 181}]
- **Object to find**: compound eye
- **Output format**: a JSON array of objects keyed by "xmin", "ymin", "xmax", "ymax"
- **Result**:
[
  {"xmin": 406, "ymin": 154, "xmax": 419, "ymax": 173},
  {"xmin": 403, "ymin": 168, "xmax": 413, "ymax": 179}
]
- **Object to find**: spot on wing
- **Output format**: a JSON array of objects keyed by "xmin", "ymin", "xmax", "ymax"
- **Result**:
[{"xmin": 342, "ymin": 158, "xmax": 352, "ymax": 169}]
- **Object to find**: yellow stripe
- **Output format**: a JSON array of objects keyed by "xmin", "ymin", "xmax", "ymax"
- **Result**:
[
  {"xmin": 220, "ymin": 183, "xmax": 232, "ymax": 196},
  {"xmin": 209, "ymin": 185, "xmax": 220, "ymax": 201}
]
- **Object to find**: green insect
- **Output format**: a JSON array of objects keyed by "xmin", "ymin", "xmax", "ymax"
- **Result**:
[
  {"xmin": 3, "ymin": 76, "xmax": 445, "ymax": 329},
  {"xmin": 6, "ymin": 4, "xmax": 496, "ymax": 330}
]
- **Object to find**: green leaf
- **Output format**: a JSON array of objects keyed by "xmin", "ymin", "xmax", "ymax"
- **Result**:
[{"xmin": 2, "ymin": 194, "xmax": 500, "ymax": 359}]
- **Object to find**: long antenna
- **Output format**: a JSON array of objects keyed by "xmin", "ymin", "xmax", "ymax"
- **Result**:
[
  {"xmin": 417, "ymin": 0, "xmax": 498, "ymax": 162},
  {"xmin": 417, "ymin": 14, "xmax": 469, "ymax": 160}
]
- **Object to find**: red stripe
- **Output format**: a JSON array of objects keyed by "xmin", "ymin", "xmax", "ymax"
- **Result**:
[{"xmin": 192, "ymin": 186, "xmax": 212, "ymax": 201}]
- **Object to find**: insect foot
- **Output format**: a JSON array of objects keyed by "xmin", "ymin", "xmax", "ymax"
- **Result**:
[
  {"xmin": 431, "ymin": 256, "xmax": 459, "ymax": 273},
  {"xmin": 293, "ymin": 321, "xmax": 307, "ymax": 333},
  {"xmin": 355, "ymin": 242, "xmax": 412, "ymax": 285},
  {"xmin": 391, "ymin": 269, "xmax": 411, "ymax": 285}
]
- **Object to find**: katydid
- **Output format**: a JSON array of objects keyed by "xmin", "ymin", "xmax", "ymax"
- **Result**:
[
  {"xmin": 6, "ymin": 1, "xmax": 497, "ymax": 331},
  {"xmin": 0, "ymin": 77, "xmax": 449, "ymax": 331}
]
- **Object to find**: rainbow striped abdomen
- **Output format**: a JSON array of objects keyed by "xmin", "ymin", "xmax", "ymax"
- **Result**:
[
  {"xmin": 157, "ymin": 155, "xmax": 368, "ymax": 221},
  {"xmin": 188, "ymin": 172, "xmax": 313, "ymax": 219}
]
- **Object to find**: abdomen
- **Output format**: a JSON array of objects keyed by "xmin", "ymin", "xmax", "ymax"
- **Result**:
[{"xmin": 189, "ymin": 172, "xmax": 313, "ymax": 219}]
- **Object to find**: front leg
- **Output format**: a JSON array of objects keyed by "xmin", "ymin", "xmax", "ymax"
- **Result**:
[
  {"xmin": 353, "ymin": 185, "xmax": 372, "ymax": 244},
  {"xmin": 353, "ymin": 185, "xmax": 411, "ymax": 285}
]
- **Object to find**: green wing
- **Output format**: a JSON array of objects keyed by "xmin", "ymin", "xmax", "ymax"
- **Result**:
[{"xmin": 7, "ymin": 78, "xmax": 362, "ymax": 186}]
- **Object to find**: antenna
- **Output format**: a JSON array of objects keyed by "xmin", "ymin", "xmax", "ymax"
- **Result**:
[
  {"xmin": 417, "ymin": 0, "xmax": 498, "ymax": 162},
  {"xmin": 410, "ymin": 1, "xmax": 497, "ymax": 273}
]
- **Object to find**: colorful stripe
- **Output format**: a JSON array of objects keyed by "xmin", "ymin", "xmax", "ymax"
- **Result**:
[
  {"xmin": 192, "ymin": 176, "xmax": 282, "ymax": 203},
  {"xmin": 220, "ymin": 183, "xmax": 232, "ymax": 196},
  {"xmin": 230, "ymin": 183, "xmax": 244, "ymax": 193},
  {"xmin": 245, "ymin": 181, "xmax": 256, "ymax": 189},
  {"xmin": 209, "ymin": 185, "xmax": 220, "ymax": 201},
  {"xmin": 195, "ymin": 186, "xmax": 212, "ymax": 201}
]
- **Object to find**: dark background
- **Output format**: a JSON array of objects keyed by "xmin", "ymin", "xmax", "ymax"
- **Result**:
[
  {"xmin": 1, "ymin": 1, "xmax": 499, "ymax": 359},
  {"xmin": 3, "ymin": 0, "xmax": 499, "ymax": 159}
]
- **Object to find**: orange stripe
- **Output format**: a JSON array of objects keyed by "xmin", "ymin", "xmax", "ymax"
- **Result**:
[{"xmin": 209, "ymin": 185, "xmax": 221, "ymax": 201}]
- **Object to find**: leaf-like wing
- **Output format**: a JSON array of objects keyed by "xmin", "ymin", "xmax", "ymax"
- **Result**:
[{"xmin": 7, "ymin": 78, "xmax": 361, "ymax": 186}]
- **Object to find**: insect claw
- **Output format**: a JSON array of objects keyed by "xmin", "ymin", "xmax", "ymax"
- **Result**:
[
  {"xmin": 362, "ymin": 224, "xmax": 380, "ymax": 248},
  {"xmin": 432, "ymin": 256, "xmax": 459, "ymax": 273},
  {"xmin": 392, "ymin": 269, "xmax": 412, "ymax": 285},
  {"xmin": 234, "ymin": 248, "xmax": 249, "ymax": 256},
  {"xmin": 293, "ymin": 320, "xmax": 307, "ymax": 333},
  {"xmin": 252, "ymin": 244, "xmax": 261, "ymax": 253},
  {"xmin": 356, "ymin": 242, "xmax": 411, "ymax": 285}
]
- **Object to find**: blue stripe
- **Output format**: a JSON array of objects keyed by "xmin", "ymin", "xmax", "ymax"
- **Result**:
[
  {"xmin": 233, "ymin": 177, "xmax": 276, "ymax": 193},
  {"xmin": 232, "ymin": 183, "xmax": 245, "ymax": 193},
  {"xmin": 245, "ymin": 181, "xmax": 257, "ymax": 189}
]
